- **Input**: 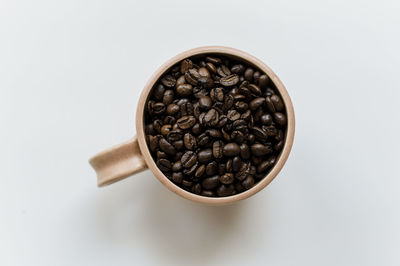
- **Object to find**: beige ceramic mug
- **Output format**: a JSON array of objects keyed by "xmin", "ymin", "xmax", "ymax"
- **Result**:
[{"xmin": 89, "ymin": 46, "xmax": 295, "ymax": 205}]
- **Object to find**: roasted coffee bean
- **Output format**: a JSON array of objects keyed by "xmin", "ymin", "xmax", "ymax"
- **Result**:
[
  {"xmin": 206, "ymin": 62, "xmax": 217, "ymax": 74},
  {"xmin": 244, "ymin": 68, "xmax": 254, "ymax": 81},
  {"xmin": 183, "ymin": 133, "xmax": 197, "ymax": 150},
  {"xmin": 198, "ymin": 149, "xmax": 213, "ymax": 163},
  {"xmin": 163, "ymin": 90, "xmax": 174, "ymax": 105},
  {"xmin": 223, "ymin": 143, "xmax": 240, "ymax": 157},
  {"xmin": 176, "ymin": 84, "xmax": 193, "ymax": 97},
  {"xmin": 177, "ymin": 116, "xmax": 196, "ymax": 129},
  {"xmin": 202, "ymin": 176, "xmax": 220, "ymax": 190},
  {"xmin": 205, "ymin": 56, "xmax": 221, "ymax": 65},
  {"xmin": 157, "ymin": 158, "xmax": 172, "ymax": 172},
  {"xmin": 250, "ymin": 143, "xmax": 272, "ymax": 156},
  {"xmin": 242, "ymin": 175, "xmax": 255, "ymax": 189},
  {"xmin": 199, "ymin": 96, "xmax": 212, "ymax": 110},
  {"xmin": 180, "ymin": 59, "xmax": 193, "ymax": 74},
  {"xmin": 181, "ymin": 151, "xmax": 197, "ymax": 168},
  {"xmin": 240, "ymin": 144, "xmax": 250, "ymax": 160},
  {"xmin": 185, "ymin": 69, "xmax": 200, "ymax": 85},
  {"xmin": 220, "ymin": 74, "xmax": 239, "ymax": 87},
  {"xmin": 161, "ymin": 75, "xmax": 176, "ymax": 87},
  {"xmin": 159, "ymin": 138, "xmax": 176, "ymax": 155},
  {"xmin": 192, "ymin": 183, "xmax": 202, "ymax": 194},
  {"xmin": 274, "ymin": 112, "xmax": 287, "ymax": 127},
  {"xmin": 210, "ymin": 87, "xmax": 224, "ymax": 102},
  {"xmin": 258, "ymin": 74, "xmax": 269, "ymax": 88},
  {"xmin": 249, "ymin": 97, "xmax": 265, "ymax": 110},
  {"xmin": 172, "ymin": 172, "xmax": 183, "ymax": 183},
  {"xmin": 232, "ymin": 156, "xmax": 242, "ymax": 172},
  {"xmin": 220, "ymin": 173, "xmax": 234, "ymax": 184},
  {"xmin": 195, "ymin": 165, "xmax": 206, "ymax": 178},
  {"xmin": 206, "ymin": 161, "xmax": 218, "ymax": 176},
  {"xmin": 201, "ymin": 190, "xmax": 215, "ymax": 197},
  {"xmin": 217, "ymin": 65, "xmax": 231, "ymax": 77},
  {"xmin": 216, "ymin": 184, "xmax": 234, "ymax": 197},
  {"xmin": 146, "ymin": 54, "xmax": 287, "ymax": 197},
  {"xmin": 231, "ymin": 64, "xmax": 245, "ymax": 74}
]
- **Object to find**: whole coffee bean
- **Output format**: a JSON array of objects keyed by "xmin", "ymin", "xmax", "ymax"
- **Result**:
[
  {"xmin": 236, "ymin": 162, "xmax": 251, "ymax": 181},
  {"xmin": 167, "ymin": 129, "xmax": 183, "ymax": 142},
  {"xmin": 258, "ymin": 74, "xmax": 270, "ymax": 88},
  {"xmin": 220, "ymin": 74, "xmax": 239, "ymax": 87},
  {"xmin": 260, "ymin": 114, "xmax": 272, "ymax": 125},
  {"xmin": 235, "ymin": 101, "xmax": 248, "ymax": 112},
  {"xmin": 172, "ymin": 172, "xmax": 183, "ymax": 183},
  {"xmin": 265, "ymin": 96, "xmax": 276, "ymax": 113},
  {"xmin": 232, "ymin": 156, "xmax": 242, "ymax": 172},
  {"xmin": 199, "ymin": 96, "xmax": 212, "ymax": 110},
  {"xmin": 206, "ymin": 161, "xmax": 218, "ymax": 176},
  {"xmin": 217, "ymin": 65, "xmax": 231, "ymax": 77},
  {"xmin": 221, "ymin": 128, "xmax": 231, "ymax": 141},
  {"xmin": 198, "ymin": 76, "xmax": 214, "ymax": 88},
  {"xmin": 205, "ymin": 56, "xmax": 221, "ymax": 65},
  {"xmin": 159, "ymin": 138, "xmax": 176, "ymax": 156},
  {"xmin": 202, "ymin": 176, "xmax": 220, "ymax": 190},
  {"xmin": 183, "ymin": 162, "xmax": 198, "ymax": 176},
  {"xmin": 274, "ymin": 140, "xmax": 284, "ymax": 151},
  {"xmin": 152, "ymin": 102, "xmax": 165, "ymax": 115},
  {"xmin": 271, "ymin": 95, "xmax": 284, "ymax": 111},
  {"xmin": 210, "ymin": 87, "xmax": 224, "ymax": 102},
  {"xmin": 180, "ymin": 59, "xmax": 193, "ymax": 74},
  {"xmin": 216, "ymin": 184, "xmax": 234, "ymax": 197},
  {"xmin": 256, "ymin": 157, "xmax": 274, "ymax": 173},
  {"xmin": 231, "ymin": 64, "xmax": 245, "ymax": 74},
  {"xmin": 217, "ymin": 115, "xmax": 228, "ymax": 128},
  {"xmin": 198, "ymin": 149, "xmax": 213, "ymax": 163},
  {"xmin": 223, "ymin": 143, "xmax": 240, "ymax": 157},
  {"xmin": 206, "ymin": 62, "xmax": 217, "ymax": 74},
  {"xmin": 218, "ymin": 163, "xmax": 226, "ymax": 175},
  {"xmin": 176, "ymin": 75, "xmax": 186, "ymax": 86},
  {"xmin": 177, "ymin": 115, "xmax": 196, "ymax": 129},
  {"xmin": 163, "ymin": 90, "xmax": 174, "ymax": 105},
  {"xmin": 248, "ymin": 84, "xmax": 262, "ymax": 96},
  {"xmin": 182, "ymin": 180, "xmax": 193, "ymax": 187},
  {"xmin": 153, "ymin": 84, "xmax": 165, "ymax": 101},
  {"xmin": 195, "ymin": 165, "xmax": 206, "ymax": 178},
  {"xmin": 203, "ymin": 108, "xmax": 219, "ymax": 126},
  {"xmin": 212, "ymin": 140, "xmax": 224, "ymax": 159},
  {"xmin": 240, "ymin": 144, "xmax": 250, "ymax": 160},
  {"xmin": 161, "ymin": 75, "xmax": 176, "ymax": 87},
  {"xmin": 181, "ymin": 151, "xmax": 197, "ymax": 168},
  {"xmin": 185, "ymin": 69, "xmax": 200, "ymax": 85},
  {"xmin": 192, "ymin": 183, "xmax": 202, "ymax": 194},
  {"xmin": 164, "ymin": 116, "xmax": 176, "ymax": 126},
  {"xmin": 235, "ymin": 183, "xmax": 245, "ymax": 193},
  {"xmin": 173, "ymin": 140, "xmax": 184, "ymax": 150},
  {"xmin": 241, "ymin": 109, "xmax": 252, "ymax": 121},
  {"xmin": 242, "ymin": 175, "xmax": 255, "ymax": 189},
  {"xmin": 252, "ymin": 126, "xmax": 268, "ymax": 141},
  {"xmin": 193, "ymin": 86, "xmax": 208, "ymax": 98},
  {"xmin": 231, "ymin": 130, "xmax": 245, "ymax": 143},
  {"xmin": 157, "ymin": 158, "xmax": 172, "ymax": 172},
  {"xmin": 220, "ymin": 173, "xmax": 234, "ymax": 184},
  {"xmin": 201, "ymin": 190, "xmax": 215, "ymax": 197},
  {"xmin": 226, "ymin": 159, "xmax": 233, "ymax": 172},
  {"xmin": 198, "ymin": 67, "xmax": 210, "ymax": 78},
  {"xmin": 274, "ymin": 112, "xmax": 287, "ymax": 127},
  {"xmin": 161, "ymin": 125, "xmax": 172, "ymax": 136},
  {"xmin": 166, "ymin": 104, "xmax": 179, "ymax": 115},
  {"xmin": 197, "ymin": 133, "xmax": 210, "ymax": 146},
  {"xmin": 149, "ymin": 135, "xmax": 160, "ymax": 152},
  {"xmin": 176, "ymin": 84, "xmax": 193, "ymax": 97},
  {"xmin": 172, "ymin": 161, "xmax": 182, "ymax": 172},
  {"xmin": 227, "ymin": 109, "xmax": 240, "ymax": 121},
  {"xmin": 250, "ymin": 143, "xmax": 272, "ymax": 156},
  {"xmin": 253, "ymin": 71, "xmax": 260, "ymax": 83},
  {"xmin": 223, "ymin": 94, "xmax": 234, "ymax": 110},
  {"xmin": 157, "ymin": 151, "xmax": 167, "ymax": 159},
  {"xmin": 244, "ymin": 68, "xmax": 254, "ymax": 81},
  {"xmin": 153, "ymin": 120, "xmax": 163, "ymax": 134},
  {"xmin": 192, "ymin": 123, "xmax": 202, "ymax": 135},
  {"xmin": 249, "ymin": 97, "xmax": 265, "ymax": 111},
  {"xmin": 183, "ymin": 133, "xmax": 197, "ymax": 150}
]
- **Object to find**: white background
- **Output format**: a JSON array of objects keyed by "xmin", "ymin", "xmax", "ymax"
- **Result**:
[{"xmin": 1, "ymin": 0, "xmax": 399, "ymax": 265}]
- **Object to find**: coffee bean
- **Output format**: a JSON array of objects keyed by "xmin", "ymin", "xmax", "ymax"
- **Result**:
[
  {"xmin": 176, "ymin": 75, "xmax": 186, "ymax": 86},
  {"xmin": 185, "ymin": 69, "xmax": 200, "ymax": 85},
  {"xmin": 249, "ymin": 97, "xmax": 265, "ymax": 111},
  {"xmin": 198, "ymin": 149, "xmax": 213, "ymax": 163},
  {"xmin": 198, "ymin": 67, "xmax": 210, "ymax": 78},
  {"xmin": 210, "ymin": 87, "xmax": 224, "ymax": 102},
  {"xmin": 152, "ymin": 102, "xmax": 165, "ymax": 115},
  {"xmin": 199, "ymin": 96, "xmax": 212, "ymax": 110},
  {"xmin": 271, "ymin": 95, "xmax": 284, "ymax": 111},
  {"xmin": 260, "ymin": 113, "xmax": 272, "ymax": 125},
  {"xmin": 220, "ymin": 74, "xmax": 239, "ymax": 87},
  {"xmin": 265, "ymin": 96, "xmax": 276, "ymax": 113},
  {"xmin": 217, "ymin": 65, "xmax": 231, "ymax": 77},
  {"xmin": 177, "ymin": 116, "xmax": 196, "ymax": 129},
  {"xmin": 180, "ymin": 59, "xmax": 193, "ymax": 74},
  {"xmin": 167, "ymin": 129, "xmax": 183, "ymax": 142},
  {"xmin": 231, "ymin": 64, "xmax": 245, "ymax": 74},
  {"xmin": 157, "ymin": 151, "xmax": 167, "ymax": 159},
  {"xmin": 223, "ymin": 94, "xmax": 234, "ymax": 110},
  {"xmin": 258, "ymin": 74, "xmax": 270, "ymax": 88},
  {"xmin": 159, "ymin": 138, "xmax": 176, "ymax": 156},
  {"xmin": 149, "ymin": 135, "xmax": 160, "ymax": 152},
  {"xmin": 153, "ymin": 84, "xmax": 165, "ymax": 101},
  {"xmin": 172, "ymin": 161, "xmax": 182, "ymax": 172},
  {"xmin": 203, "ymin": 108, "xmax": 219, "ymax": 126},
  {"xmin": 157, "ymin": 158, "xmax": 172, "ymax": 172},
  {"xmin": 242, "ymin": 176, "xmax": 255, "ymax": 189},
  {"xmin": 212, "ymin": 140, "xmax": 224, "ymax": 159},
  {"xmin": 252, "ymin": 126, "xmax": 268, "ymax": 141},
  {"xmin": 161, "ymin": 125, "xmax": 172, "ymax": 136},
  {"xmin": 250, "ymin": 144, "xmax": 272, "ymax": 156},
  {"xmin": 244, "ymin": 68, "xmax": 254, "ymax": 81},
  {"xmin": 183, "ymin": 133, "xmax": 197, "ymax": 150},
  {"xmin": 197, "ymin": 133, "xmax": 210, "ymax": 146},
  {"xmin": 274, "ymin": 140, "xmax": 284, "ymax": 151},
  {"xmin": 176, "ymin": 84, "xmax": 193, "ymax": 97},
  {"xmin": 226, "ymin": 159, "xmax": 233, "ymax": 172},
  {"xmin": 253, "ymin": 71, "xmax": 260, "ymax": 83},
  {"xmin": 248, "ymin": 84, "xmax": 262, "ymax": 96},
  {"xmin": 274, "ymin": 112, "xmax": 287, "ymax": 127},
  {"xmin": 181, "ymin": 151, "xmax": 197, "ymax": 168},
  {"xmin": 216, "ymin": 184, "xmax": 234, "ymax": 197},
  {"xmin": 161, "ymin": 75, "xmax": 176, "ymax": 87},
  {"xmin": 195, "ymin": 165, "xmax": 206, "ymax": 178},
  {"xmin": 206, "ymin": 62, "xmax": 217, "ymax": 74},
  {"xmin": 182, "ymin": 180, "xmax": 193, "ymax": 187},
  {"xmin": 198, "ymin": 76, "xmax": 214, "ymax": 88},
  {"xmin": 220, "ymin": 173, "xmax": 234, "ymax": 184},
  {"xmin": 202, "ymin": 176, "xmax": 220, "ymax": 190},
  {"xmin": 235, "ymin": 101, "xmax": 248, "ymax": 112},
  {"xmin": 227, "ymin": 109, "xmax": 240, "ymax": 121},
  {"xmin": 192, "ymin": 123, "xmax": 202, "ymax": 135},
  {"xmin": 205, "ymin": 56, "xmax": 221, "ymax": 65},
  {"xmin": 173, "ymin": 140, "xmax": 184, "ymax": 150},
  {"xmin": 192, "ymin": 183, "xmax": 202, "ymax": 194},
  {"xmin": 201, "ymin": 190, "xmax": 215, "ymax": 197},
  {"xmin": 166, "ymin": 104, "xmax": 179, "ymax": 115},
  {"xmin": 232, "ymin": 156, "xmax": 242, "ymax": 172},
  {"xmin": 236, "ymin": 162, "xmax": 250, "ymax": 181},
  {"xmin": 163, "ymin": 90, "xmax": 174, "ymax": 105},
  {"xmin": 172, "ymin": 172, "xmax": 183, "ymax": 183},
  {"xmin": 206, "ymin": 161, "xmax": 218, "ymax": 176},
  {"xmin": 223, "ymin": 143, "xmax": 240, "ymax": 157},
  {"xmin": 240, "ymin": 144, "xmax": 250, "ymax": 160}
]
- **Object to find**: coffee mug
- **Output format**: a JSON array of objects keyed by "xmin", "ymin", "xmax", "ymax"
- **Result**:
[{"xmin": 89, "ymin": 46, "xmax": 295, "ymax": 205}]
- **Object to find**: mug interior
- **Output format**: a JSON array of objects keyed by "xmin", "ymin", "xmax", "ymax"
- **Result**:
[{"xmin": 136, "ymin": 46, "xmax": 294, "ymax": 205}]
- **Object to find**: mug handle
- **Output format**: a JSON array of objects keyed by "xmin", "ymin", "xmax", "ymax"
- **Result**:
[{"xmin": 89, "ymin": 136, "xmax": 147, "ymax": 187}]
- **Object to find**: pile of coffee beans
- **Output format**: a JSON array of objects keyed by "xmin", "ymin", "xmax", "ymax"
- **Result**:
[{"xmin": 145, "ymin": 54, "xmax": 287, "ymax": 197}]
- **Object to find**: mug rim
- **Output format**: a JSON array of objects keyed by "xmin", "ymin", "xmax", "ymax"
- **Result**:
[{"xmin": 136, "ymin": 46, "xmax": 295, "ymax": 205}]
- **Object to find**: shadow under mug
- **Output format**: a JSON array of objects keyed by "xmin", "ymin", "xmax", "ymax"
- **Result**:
[{"xmin": 89, "ymin": 46, "xmax": 295, "ymax": 205}]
